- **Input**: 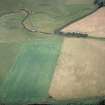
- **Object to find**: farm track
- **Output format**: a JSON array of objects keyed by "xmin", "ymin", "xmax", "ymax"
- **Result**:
[
  {"xmin": 55, "ymin": 6, "xmax": 99, "ymax": 34},
  {"xmin": 1, "ymin": 7, "xmax": 105, "ymax": 42},
  {"xmin": 0, "ymin": 9, "xmax": 53, "ymax": 35},
  {"xmin": 21, "ymin": 7, "xmax": 105, "ymax": 41}
]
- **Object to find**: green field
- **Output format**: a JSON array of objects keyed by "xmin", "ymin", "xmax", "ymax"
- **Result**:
[
  {"xmin": 0, "ymin": 0, "xmax": 97, "ymax": 104},
  {"xmin": 0, "ymin": 37, "xmax": 62, "ymax": 104}
]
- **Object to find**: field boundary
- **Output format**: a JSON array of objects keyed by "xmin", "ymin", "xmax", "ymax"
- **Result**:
[
  {"xmin": 54, "ymin": 6, "xmax": 99, "ymax": 34},
  {"xmin": 0, "ymin": 7, "xmax": 99, "ymax": 36}
]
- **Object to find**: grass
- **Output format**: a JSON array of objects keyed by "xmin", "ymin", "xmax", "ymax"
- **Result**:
[
  {"xmin": 0, "ymin": 0, "xmax": 98, "ymax": 104},
  {"xmin": 0, "ymin": 37, "xmax": 62, "ymax": 104},
  {"xmin": 0, "ymin": 43, "xmax": 20, "ymax": 84}
]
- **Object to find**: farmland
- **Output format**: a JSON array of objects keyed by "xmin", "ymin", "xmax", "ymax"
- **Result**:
[
  {"xmin": 50, "ymin": 38, "xmax": 105, "ymax": 100},
  {"xmin": 61, "ymin": 7, "xmax": 105, "ymax": 38},
  {"xmin": 0, "ymin": 38, "xmax": 62, "ymax": 104},
  {"xmin": 0, "ymin": 0, "xmax": 98, "ymax": 104}
]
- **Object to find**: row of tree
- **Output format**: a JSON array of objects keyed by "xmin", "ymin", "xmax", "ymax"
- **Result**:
[{"xmin": 94, "ymin": 0, "xmax": 105, "ymax": 7}]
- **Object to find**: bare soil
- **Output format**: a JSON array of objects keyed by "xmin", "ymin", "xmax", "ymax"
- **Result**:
[
  {"xmin": 49, "ymin": 38, "xmax": 105, "ymax": 100},
  {"xmin": 61, "ymin": 7, "xmax": 105, "ymax": 38}
]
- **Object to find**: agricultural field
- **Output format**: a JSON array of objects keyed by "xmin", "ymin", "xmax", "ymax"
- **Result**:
[
  {"xmin": 50, "ymin": 38, "xmax": 105, "ymax": 100},
  {"xmin": 49, "ymin": 6, "xmax": 105, "ymax": 105},
  {"xmin": 0, "ymin": 38, "xmax": 62, "ymax": 104},
  {"xmin": 0, "ymin": 0, "xmax": 101, "ymax": 105},
  {"xmin": 61, "ymin": 7, "xmax": 105, "ymax": 38}
]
